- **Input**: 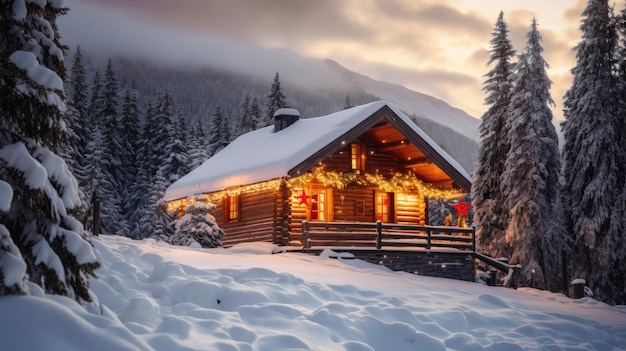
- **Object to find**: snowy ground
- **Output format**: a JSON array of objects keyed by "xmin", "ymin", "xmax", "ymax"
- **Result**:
[{"xmin": 2, "ymin": 235, "xmax": 625, "ymax": 351}]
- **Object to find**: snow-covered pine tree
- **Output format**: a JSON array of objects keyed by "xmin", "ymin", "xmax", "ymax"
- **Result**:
[
  {"xmin": 562, "ymin": 0, "xmax": 624, "ymax": 304},
  {"xmin": 0, "ymin": 180, "xmax": 26, "ymax": 296},
  {"xmin": 159, "ymin": 111, "xmax": 190, "ymax": 185},
  {"xmin": 472, "ymin": 11, "xmax": 516, "ymax": 260},
  {"xmin": 66, "ymin": 46, "xmax": 91, "ymax": 212},
  {"xmin": 208, "ymin": 105, "xmax": 230, "ymax": 155},
  {"xmin": 0, "ymin": 0, "xmax": 99, "ymax": 302},
  {"xmin": 343, "ymin": 94, "xmax": 353, "ymax": 110},
  {"xmin": 613, "ymin": 4, "xmax": 626, "ymax": 303},
  {"xmin": 237, "ymin": 94, "xmax": 256, "ymax": 136},
  {"xmin": 502, "ymin": 18, "xmax": 565, "ymax": 291},
  {"xmin": 218, "ymin": 109, "xmax": 232, "ymax": 147},
  {"xmin": 68, "ymin": 47, "xmax": 89, "ymax": 121},
  {"xmin": 66, "ymin": 46, "xmax": 88, "ymax": 164},
  {"xmin": 617, "ymin": 3, "xmax": 626, "ymax": 152},
  {"xmin": 150, "ymin": 169, "xmax": 174, "ymax": 240},
  {"xmin": 128, "ymin": 101, "xmax": 157, "ymax": 239},
  {"xmin": 119, "ymin": 89, "xmax": 142, "ymax": 234},
  {"xmin": 169, "ymin": 196, "xmax": 224, "ymax": 248},
  {"xmin": 151, "ymin": 91, "xmax": 176, "ymax": 169},
  {"xmin": 265, "ymin": 72, "xmax": 289, "ymax": 127},
  {"xmin": 250, "ymin": 97, "xmax": 263, "ymax": 130},
  {"xmin": 186, "ymin": 117, "xmax": 209, "ymax": 171},
  {"xmin": 97, "ymin": 59, "xmax": 126, "ymax": 234},
  {"xmin": 87, "ymin": 71, "xmax": 102, "ymax": 126},
  {"xmin": 83, "ymin": 126, "xmax": 109, "ymax": 231}
]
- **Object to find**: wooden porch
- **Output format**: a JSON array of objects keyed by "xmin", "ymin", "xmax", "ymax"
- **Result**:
[
  {"xmin": 302, "ymin": 220, "xmax": 475, "ymax": 251},
  {"xmin": 299, "ymin": 221, "xmax": 520, "ymax": 288}
]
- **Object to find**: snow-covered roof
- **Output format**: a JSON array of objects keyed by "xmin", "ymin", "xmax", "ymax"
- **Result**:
[{"xmin": 164, "ymin": 101, "xmax": 471, "ymax": 201}]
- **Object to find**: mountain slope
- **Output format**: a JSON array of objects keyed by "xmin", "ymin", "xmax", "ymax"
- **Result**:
[{"xmin": 81, "ymin": 52, "xmax": 479, "ymax": 172}]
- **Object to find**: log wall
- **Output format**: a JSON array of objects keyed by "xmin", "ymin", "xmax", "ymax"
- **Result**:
[
  {"xmin": 218, "ymin": 189, "xmax": 276, "ymax": 247},
  {"xmin": 211, "ymin": 138, "xmax": 430, "ymax": 247}
]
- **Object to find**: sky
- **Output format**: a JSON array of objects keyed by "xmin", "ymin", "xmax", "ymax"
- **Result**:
[
  {"xmin": 59, "ymin": 0, "xmax": 606, "ymax": 121},
  {"xmin": 3, "ymin": 235, "xmax": 625, "ymax": 350}
]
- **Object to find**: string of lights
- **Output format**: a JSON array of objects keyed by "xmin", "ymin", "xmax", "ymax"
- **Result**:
[
  {"xmin": 287, "ymin": 166, "xmax": 464, "ymax": 200},
  {"xmin": 168, "ymin": 166, "xmax": 464, "ymax": 212}
]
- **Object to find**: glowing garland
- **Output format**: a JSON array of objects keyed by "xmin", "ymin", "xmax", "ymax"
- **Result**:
[
  {"xmin": 166, "ymin": 179, "xmax": 283, "ymax": 211},
  {"xmin": 167, "ymin": 167, "xmax": 464, "ymax": 211},
  {"xmin": 287, "ymin": 166, "xmax": 464, "ymax": 200}
]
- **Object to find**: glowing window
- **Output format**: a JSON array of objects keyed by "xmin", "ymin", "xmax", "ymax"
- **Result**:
[
  {"xmin": 225, "ymin": 195, "xmax": 239, "ymax": 222},
  {"xmin": 351, "ymin": 143, "xmax": 361, "ymax": 170},
  {"xmin": 310, "ymin": 191, "xmax": 326, "ymax": 221},
  {"xmin": 376, "ymin": 193, "xmax": 390, "ymax": 222}
]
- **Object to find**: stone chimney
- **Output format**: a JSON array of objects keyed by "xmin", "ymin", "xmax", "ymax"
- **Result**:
[{"xmin": 274, "ymin": 108, "xmax": 301, "ymax": 132}]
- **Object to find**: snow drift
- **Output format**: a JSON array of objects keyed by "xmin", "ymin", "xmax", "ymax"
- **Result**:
[{"xmin": 1, "ymin": 235, "xmax": 625, "ymax": 350}]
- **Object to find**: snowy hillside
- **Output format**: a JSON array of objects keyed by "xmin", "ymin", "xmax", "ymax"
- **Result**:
[
  {"xmin": 101, "ymin": 56, "xmax": 480, "ymax": 172},
  {"xmin": 2, "ymin": 235, "xmax": 625, "ymax": 351},
  {"xmin": 353, "ymin": 71, "xmax": 481, "ymax": 141}
]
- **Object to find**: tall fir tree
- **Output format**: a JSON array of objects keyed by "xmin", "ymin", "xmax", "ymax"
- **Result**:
[
  {"xmin": 562, "ymin": 0, "xmax": 624, "ymax": 304},
  {"xmin": 87, "ymin": 70, "xmax": 102, "ymax": 123},
  {"xmin": 0, "ymin": 0, "xmax": 99, "ymax": 302},
  {"xmin": 150, "ymin": 169, "xmax": 174, "ymax": 240},
  {"xmin": 238, "ymin": 94, "xmax": 256, "ymax": 135},
  {"xmin": 129, "ymin": 101, "xmax": 157, "ymax": 239},
  {"xmin": 250, "ymin": 97, "xmax": 263, "ymax": 130},
  {"xmin": 208, "ymin": 105, "xmax": 230, "ymax": 155},
  {"xmin": 501, "ymin": 19, "xmax": 565, "ymax": 290},
  {"xmin": 98, "ymin": 59, "xmax": 125, "ymax": 234},
  {"xmin": 152, "ymin": 91, "xmax": 176, "ymax": 169},
  {"xmin": 472, "ymin": 11, "xmax": 516, "ymax": 260},
  {"xmin": 614, "ymin": 2, "xmax": 626, "ymax": 291},
  {"xmin": 66, "ymin": 46, "xmax": 91, "ymax": 214},
  {"xmin": 343, "ymin": 94, "xmax": 353, "ymax": 110},
  {"xmin": 186, "ymin": 117, "xmax": 209, "ymax": 171},
  {"xmin": 160, "ymin": 111, "xmax": 190, "ymax": 185},
  {"xmin": 119, "ymin": 89, "xmax": 142, "ymax": 235},
  {"xmin": 613, "ymin": 0, "xmax": 626, "ymax": 276},
  {"xmin": 265, "ymin": 72, "xmax": 289, "ymax": 126},
  {"xmin": 67, "ymin": 47, "xmax": 89, "ymax": 120},
  {"xmin": 139, "ymin": 91, "xmax": 179, "ymax": 239},
  {"xmin": 83, "ymin": 126, "xmax": 108, "ymax": 211}
]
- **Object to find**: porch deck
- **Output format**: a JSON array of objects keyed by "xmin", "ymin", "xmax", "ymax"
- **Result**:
[{"xmin": 298, "ymin": 221, "xmax": 520, "ymax": 288}]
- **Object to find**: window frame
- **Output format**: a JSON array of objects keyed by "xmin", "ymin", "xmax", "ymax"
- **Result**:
[
  {"xmin": 375, "ymin": 192, "xmax": 393, "ymax": 223},
  {"xmin": 224, "ymin": 194, "xmax": 240, "ymax": 223}
]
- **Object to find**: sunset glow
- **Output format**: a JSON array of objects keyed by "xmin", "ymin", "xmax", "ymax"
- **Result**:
[{"xmin": 59, "ymin": 0, "xmax": 622, "ymax": 122}]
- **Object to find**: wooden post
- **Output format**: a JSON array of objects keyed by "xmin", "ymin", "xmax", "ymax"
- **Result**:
[
  {"xmin": 376, "ymin": 220, "xmax": 382, "ymax": 249},
  {"xmin": 562, "ymin": 249, "xmax": 569, "ymax": 294},
  {"xmin": 488, "ymin": 268, "xmax": 497, "ymax": 286},
  {"xmin": 426, "ymin": 228, "xmax": 431, "ymax": 250},
  {"xmin": 572, "ymin": 279, "xmax": 585, "ymax": 299},
  {"xmin": 302, "ymin": 220, "xmax": 310, "ymax": 249},
  {"xmin": 92, "ymin": 191, "xmax": 100, "ymax": 236},
  {"xmin": 471, "ymin": 226, "xmax": 476, "ymax": 252},
  {"xmin": 278, "ymin": 180, "xmax": 291, "ymax": 245}
]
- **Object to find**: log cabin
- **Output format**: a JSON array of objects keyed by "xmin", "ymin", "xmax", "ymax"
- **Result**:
[{"xmin": 164, "ymin": 101, "xmax": 472, "ymax": 247}]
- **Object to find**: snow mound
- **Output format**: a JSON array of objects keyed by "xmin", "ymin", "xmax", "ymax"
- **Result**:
[{"xmin": 2, "ymin": 235, "xmax": 626, "ymax": 351}]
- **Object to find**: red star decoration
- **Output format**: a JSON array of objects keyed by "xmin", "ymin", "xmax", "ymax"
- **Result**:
[
  {"xmin": 294, "ymin": 189, "xmax": 311, "ymax": 207},
  {"xmin": 452, "ymin": 198, "xmax": 472, "ymax": 218}
]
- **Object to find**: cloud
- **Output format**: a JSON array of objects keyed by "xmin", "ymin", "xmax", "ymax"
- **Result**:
[
  {"xmin": 78, "ymin": 0, "xmax": 373, "ymax": 45},
  {"xmin": 375, "ymin": 1, "xmax": 491, "ymax": 36},
  {"xmin": 61, "ymin": 0, "xmax": 585, "ymax": 123},
  {"xmin": 59, "ymin": 0, "xmax": 355, "ymax": 89}
]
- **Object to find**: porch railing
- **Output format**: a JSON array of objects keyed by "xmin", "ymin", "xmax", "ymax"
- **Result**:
[
  {"xmin": 301, "ymin": 220, "xmax": 475, "ymax": 251},
  {"xmin": 300, "ymin": 220, "xmax": 521, "ymax": 288}
]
